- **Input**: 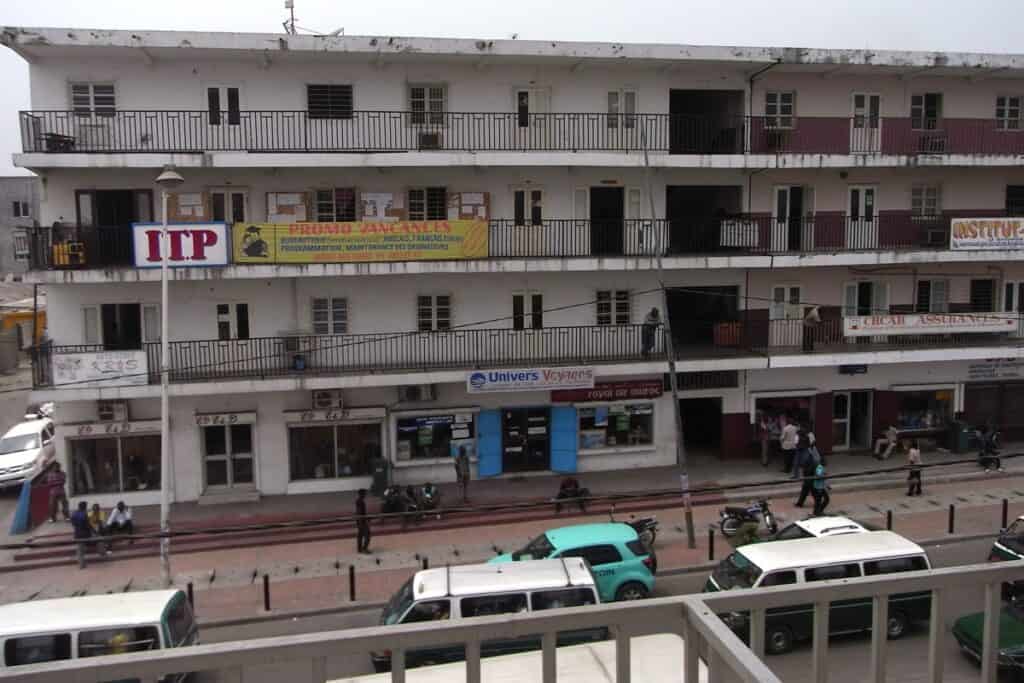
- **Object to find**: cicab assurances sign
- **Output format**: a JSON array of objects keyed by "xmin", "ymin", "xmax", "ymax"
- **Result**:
[{"xmin": 466, "ymin": 367, "xmax": 595, "ymax": 394}]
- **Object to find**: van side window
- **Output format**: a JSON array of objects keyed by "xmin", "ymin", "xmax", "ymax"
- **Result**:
[
  {"xmin": 402, "ymin": 600, "xmax": 450, "ymax": 623},
  {"xmin": 78, "ymin": 627, "xmax": 159, "ymax": 658},
  {"xmin": 561, "ymin": 545, "xmax": 622, "ymax": 567},
  {"xmin": 4, "ymin": 634, "xmax": 71, "ymax": 666},
  {"xmin": 531, "ymin": 588, "xmax": 597, "ymax": 611},
  {"xmin": 864, "ymin": 556, "xmax": 929, "ymax": 576},
  {"xmin": 165, "ymin": 595, "xmax": 196, "ymax": 647},
  {"xmin": 460, "ymin": 593, "xmax": 528, "ymax": 618},
  {"xmin": 805, "ymin": 563, "xmax": 862, "ymax": 582},
  {"xmin": 760, "ymin": 571, "xmax": 797, "ymax": 587}
]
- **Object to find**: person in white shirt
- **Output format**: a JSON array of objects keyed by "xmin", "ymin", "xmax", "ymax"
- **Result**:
[
  {"xmin": 780, "ymin": 417, "xmax": 800, "ymax": 476},
  {"xmin": 874, "ymin": 425, "xmax": 900, "ymax": 460},
  {"xmin": 106, "ymin": 501, "xmax": 134, "ymax": 539}
]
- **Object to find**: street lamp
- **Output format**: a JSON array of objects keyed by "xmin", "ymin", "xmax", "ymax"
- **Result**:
[{"xmin": 155, "ymin": 164, "xmax": 183, "ymax": 588}]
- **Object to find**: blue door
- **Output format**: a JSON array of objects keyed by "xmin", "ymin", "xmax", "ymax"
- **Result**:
[
  {"xmin": 550, "ymin": 406, "xmax": 578, "ymax": 473},
  {"xmin": 477, "ymin": 409, "xmax": 503, "ymax": 477}
]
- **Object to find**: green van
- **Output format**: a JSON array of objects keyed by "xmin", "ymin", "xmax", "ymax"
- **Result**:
[
  {"xmin": 490, "ymin": 522, "xmax": 656, "ymax": 602},
  {"xmin": 705, "ymin": 531, "xmax": 931, "ymax": 654}
]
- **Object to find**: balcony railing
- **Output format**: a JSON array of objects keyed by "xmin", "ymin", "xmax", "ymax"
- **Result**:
[
  {"xmin": 20, "ymin": 110, "xmax": 1024, "ymax": 155},
  {"xmin": 10, "ymin": 560, "xmax": 1023, "ymax": 683},
  {"xmin": 21, "ymin": 212, "xmax": 1000, "ymax": 271}
]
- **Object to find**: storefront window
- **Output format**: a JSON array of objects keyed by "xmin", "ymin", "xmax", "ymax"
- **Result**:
[
  {"xmin": 396, "ymin": 414, "xmax": 476, "ymax": 461},
  {"xmin": 754, "ymin": 397, "xmax": 813, "ymax": 436},
  {"xmin": 69, "ymin": 435, "xmax": 161, "ymax": 496},
  {"xmin": 897, "ymin": 390, "xmax": 953, "ymax": 429},
  {"xmin": 578, "ymin": 404, "xmax": 653, "ymax": 450},
  {"xmin": 288, "ymin": 423, "xmax": 379, "ymax": 480}
]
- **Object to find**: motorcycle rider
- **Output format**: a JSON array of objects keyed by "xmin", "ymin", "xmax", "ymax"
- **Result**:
[{"xmin": 420, "ymin": 482, "xmax": 441, "ymax": 510}]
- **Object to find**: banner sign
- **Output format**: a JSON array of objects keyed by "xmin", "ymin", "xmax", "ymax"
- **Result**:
[
  {"xmin": 950, "ymin": 218, "xmax": 1024, "ymax": 250},
  {"xmin": 467, "ymin": 367, "xmax": 595, "ymax": 394},
  {"xmin": 53, "ymin": 350, "xmax": 149, "ymax": 388},
  {"xmin": 132, "ymin": 223, "xmax": 229, "ymax": 267},
  {"xmin": 551, "ymin": 380, "xmax": 664, "ymax": 403},
  {"xmin": 843, "ymin": 313, "xmax": 1015, "ymax": 337},
  {"xmin": 232, "ymin": 220, "xmax": 488, "ymax": 264}
]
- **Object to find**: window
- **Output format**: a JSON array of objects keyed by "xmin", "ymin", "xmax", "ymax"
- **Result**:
[
  {"xmin": 69, "ymin": 434, "xmax": 161, "ymax": 495},
  {"xmin": 142, "ymin": 304, "xmax": 160, "ymax": 344},
  {"xmin": 315, "ymin": 188, "xmax": 357, "ymax": 222},
  {"xmin": 897, "ymin": 390, "xmax": 953, "ymax": 429},
  {"xmin": 915, "ymin": 280, "xmax": 949, "ymax": 313},
  {"xmin": 1008, "ymin": 186, "xmax": 1024, "ymax": 214},
  {"xmin": 760, "ymin": 570, "xmax": 798, "ymax": 587},
  {"xmin": 207, "ymin": 86, "xmax": 240, "ymax": 126},
  {"xmin": 770, "ymin": 285, "xmax": 802, "ymax": 321},
  {"xmin": 288, "ymin": 422, "xmax": 380, "ymax": 480},
  {"xmin": 773, "ymin": 524, "xmax": 813, "ymax": 541},
  {"xmin": 396, "ymin": 414, "xmax": 475, "ymax": 460},
  {"xmin": 997, "ymin": 96, "xmax": 1021, "ymax": 130},
  {"xmin": 216, "ymin": 303, "xmax": 250, "ymax": 340},
  {"xmin": 408, "ymin": 187, "xmax": 447, "ymax": 221},
  {"xmin": 312, "ymin": 297, "xmax": 348, "ymax": 335},
  {"xmin": 71, "ymin": 83, "xmax": 115, "ymax": 117},
  {"xmin": 460, "ymin": 593, "xmax": 528, "ymax": 618},
  {"xmin": 211, "ymin": 189, "xmax": 247, "ymax": 223},
  {"xmin": 513, "ymin": 292, "xmax": 543, "ymax": 330},
  {"xmin": 307, "ymin": 84, "xmax": 354, "ymax": 120},
  {"xmin": 165, "ymin": 595, "xmax": 197, "ymax": 647},
  {"xmin": 579, "ymin": 404, "xmax": 653, "ymax": 450},
  {"xmin": 607, "ymin": 89, "xmax": 637, "ymax": 129},
  {"xmin": 531, "ymin": 588, "xmax": 597, "ymax": 611},
  {"xmin": 805, "ymin": 563, "xmax": 862, "ymax": 582},
  {"xmin": 765, "ymin": 91, "xmax": 795, "ymax": 129},
  {"xmin": 864, "ymin": 556, "xmax": 929, "ymax": 576},
  {"xmin": 402, "ymin": 600, "xmax": 450, "ymax": 623},
  {"xmin": 79, "ymin": 627, "xmax": 159, "ymax": 658},
  {"xmin": 596, "ymin": 290, "xmax": 630, "ymax": 326},
  {"xmin": 514, "ymin": 189, "xmax": 543, "ymax": 226},
  {"xmin": 83, "ymin": 306, "xmax": 101, "ymax": 345},
  {"xmin": 4, "ymin": 634, "xmax": 71, "ymax": 666},
  {"xmin": 417, "ymin": 295, "xmax": 451, "ymax": 331},
  {"xmin": 11, "ymin": 201, "xmax": 29, "ymax": 218},
  {"xmin": 203, "ymin": 424, "xmax": 254, "ymax": 487},
  {"xmin": 560, "ymin": 544, "xmax": 623, "ymax": 567},
  {"xmin": 911, "ymin": 185, "xmax": 941, "ymax": 218},
  {"xmin": 971, "ymin": 278, "xmax": 997, "ymax": 312},
  {"xmin": 911, "ymin": 93, "xmax": 942, "ymax": 130},
  {"xmin": 410, "ymin": 84, "xmax": 446, "ymax": 125}
]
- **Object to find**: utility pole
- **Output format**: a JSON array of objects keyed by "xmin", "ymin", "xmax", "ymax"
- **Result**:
[{"xmin": 640, "ymin": 123, "xmax": 696, "ymax": 549}]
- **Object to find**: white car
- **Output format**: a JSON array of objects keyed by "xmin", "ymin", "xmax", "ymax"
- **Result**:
[
  {"xmin": 771, "ymin": 515, "xmax": 868, "ymax": 541},
  {"xmin": 0, "ymin": 418, "xmax": 56, "ymax": 489}
]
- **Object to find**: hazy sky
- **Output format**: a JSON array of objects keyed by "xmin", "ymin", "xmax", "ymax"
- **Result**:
[{"xmin": 3, "ymin": 0, "xmax": 1024, "ymax": 174}]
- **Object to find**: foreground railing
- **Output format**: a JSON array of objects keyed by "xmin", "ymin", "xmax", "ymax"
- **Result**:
[{"xmin": 9, "ymin": 561, "xmax": 1024, "ymax": 682}]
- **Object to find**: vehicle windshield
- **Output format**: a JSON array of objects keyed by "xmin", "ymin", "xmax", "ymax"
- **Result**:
[
  {"xmin": 381, "ymin": 577, "xmax": 415, "ymax": 625},
  {"xmin": 1002, "ymin": 519, "xmax": 1024, "ymax": 553},
  {"xmin": 0, "ymin": 434, "xmax": 37, "ymax": 455},
  {"xmin": 512, "ymin": 533, "xmax": 555, "ymax": 561},
  {"xmin": 713, "ymin": 552, "xmax": 763, "ymax": 590}
]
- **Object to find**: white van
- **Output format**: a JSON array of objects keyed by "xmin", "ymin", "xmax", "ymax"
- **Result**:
[
  {"xmin": 0, "ymin": 418, "xmax": 55, "ymax": 490},
  {"xmin": 0, "ymin": 589, "xmax": 198, "ymax": 678},
  {"xmin": 374, "ymin": 558, "xmax": 603, "ymax": 672}
]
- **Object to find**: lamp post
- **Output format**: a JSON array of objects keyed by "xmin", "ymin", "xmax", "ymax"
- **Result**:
[{"xmin": 155, "ymin": 164, "xmax": 184, "ymax": 588}]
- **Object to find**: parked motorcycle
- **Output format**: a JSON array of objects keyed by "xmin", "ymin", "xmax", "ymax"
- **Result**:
[
  {"xmin": 977, "ymin": 427, "xmax": 1004, "ymax": 472},
  {"xmin": 381, "ymin": 486, "xmax": 406, "ymax": 515},
  {"xmin": 419, "ymin": 483, "xmax": 442, "ymax": 512},
  {"xmin": 719, "ymin": 500, "xmax": 778, "ymax": 538},
  {"xmin": 628, "ymin": 516, "xmax": 659, "ymax": 548}
]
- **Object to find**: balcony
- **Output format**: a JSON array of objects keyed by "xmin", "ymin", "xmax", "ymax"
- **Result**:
[{"xmin": 19, "ymin": 110, "xmax": 1024, "ymax": 156}]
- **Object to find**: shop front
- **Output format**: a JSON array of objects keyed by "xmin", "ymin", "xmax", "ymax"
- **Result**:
[
  {"xmin": 284, "ymin": 407, "xmax": 385, "ymax": 493},
  {"xmin": 874, "ymin": 385, "xmax": 956, "ymax": 450},
  {"xmin": 390, "ymin": 409, "xmax": 477, "ymax": 484},
  {"xmin": 63, "ymin": 420, "xmax": 162, "ymax": 507},
  {"xmin": 195, "ymin": 411, "xmax": 257, "ymax": 497},
  {"xmin": 552, "ymin": 380, "xmax": 661, "ymax": 467}
]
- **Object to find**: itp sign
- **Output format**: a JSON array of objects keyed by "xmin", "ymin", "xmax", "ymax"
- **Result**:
[{"xmin": 132, "ymin": 223, "xmax": 230, "ymax": 268}]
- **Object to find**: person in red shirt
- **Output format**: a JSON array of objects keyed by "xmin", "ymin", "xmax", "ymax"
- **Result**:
[{"xmin": 46, "ymin": 463, "xmax": 69, "ymax": 523}]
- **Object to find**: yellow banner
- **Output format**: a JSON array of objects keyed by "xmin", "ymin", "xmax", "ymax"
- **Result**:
[{"xmin": 232, "ymin": 220, "xmax": 488, "ymax": 264}]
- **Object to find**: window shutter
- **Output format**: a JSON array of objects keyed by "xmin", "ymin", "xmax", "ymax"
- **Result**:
[
  {"xmin": 83, "ymin": 306, "xmax": 101, "ymax": 345},
  {"xmin": 513, "ymin": 190, "xmax": 525, "ymax": 226},
  {"xmin": 874, "ymin": 282, "xmax": 889, "ymax": 314},
  {"xmin": 932, "ymin": 280, "xmax": 948, "ymax": 313},
  {"xmin": 915, "ymin": 281, "xmax": 931, "ymax": 313},
  {"xmin": 843, "ymin": 284, "xmax": 858, "ymax": 318}
]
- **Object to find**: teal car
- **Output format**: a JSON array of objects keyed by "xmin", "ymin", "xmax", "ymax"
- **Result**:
[{"xmin": 490, "ymin": 523, "xmax": 656, "ymax": 602}]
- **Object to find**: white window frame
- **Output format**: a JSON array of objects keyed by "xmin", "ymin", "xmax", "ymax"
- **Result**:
[
  {"xmin": 512, "ymin": 187, "xmax": 544, "ymax": 226},
  {"xmin": 607, "ymin": 89, "xmax": 638, "ymax": 129},
  {"xmin": 142, "ymin": 304, "xmax": 161, "ymax": 344},
  {"xmin": 12, "ymin": 201, "xmax": 30, "ymax": 218},
  {"xmin": 209, "ymin": 187, "xmax": 249, "ymax": 223},
  {"xmin": 911, "ymin": 93, "xmax": 943, "ymax": 131},
  {"xmin": 596, "ymin": 290, "xmax": 631, "ymax": 326},
  {"xmin": 408, "ymin": 187, "xmax": 447, "ymax": 221},
  {"xmin": 205, "ymin": 84, "xmax": 242, "ymax": 126},
  {"xmin": 996, "ymin": 95, "xmax": 1022, "ymax": 131},
  {"xmin": 70, "ymin": 82, "xmax": 116, "ymax": 117},
  {"xmin": 216, "ymin": 303, "xmax": 250, "ymax": 341},
  {"xmin": 770, "ymin": 285, "xmax": 803, "ymax": 321},
  {"xmin": 314, "ymin": 188, "xmax": 357, "ymax": 222},
  {"xmin": 514, "ymin": 88, "xmax": 550, "ymax": 127},
  {"xmin": 83, "ymin": 305, "xmax": 101, "ymax": 345},
  {"xmin": 417, "ymin": 295, "xmax": 452, "ymax": 332},
  {"xmin": 409, "ymin": 83, "xmax": 447, "ymax": 126},
  {"xmin": 915, "ymin": 279, "xmax": 949, "ymax": 313},
  {"xmin": 910, "ymin": 185, "xmax": 942, "ymax": 219},
  {"xmin": 312, "ymin": 297, "xmax": 349, "ymax": 335},
  {"xmin": 765, "ymin": 91, "xmax": 796, "ymax": 129},
  {"xmin": 843, "ymin": 281, "xmax": 890, "ymax": 317},
  {"xmin": 512, "ymin": 290, "xmax": 543, "ymax": 330}
]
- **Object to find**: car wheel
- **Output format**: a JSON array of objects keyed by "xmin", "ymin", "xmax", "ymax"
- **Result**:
[
  {"xmin": 886, "ymin": 611, "xmax": 909, "ymax": 640},
  {"xmin": 766, "ymin": 626, "xmax": 794, "ymax": 655},
  {"xmin": 615, "ymin": 581, "xmax": 649, "ymax": 601}
]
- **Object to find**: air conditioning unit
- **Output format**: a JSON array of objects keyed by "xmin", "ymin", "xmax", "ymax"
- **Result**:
[
  {"xmin": 418, "ymin": 132, "xmax": 443, "ymax": 150},
  {"xmin": 397, "ymin": 384, "xmax": 436, "ymax": 402},
  {"xmin": 97, "ymin": 400, "xmax": 128, "ymax": 422},
  {"xmin": 312, "ymin": 389, "xmax": 343, "ymax": 410}
]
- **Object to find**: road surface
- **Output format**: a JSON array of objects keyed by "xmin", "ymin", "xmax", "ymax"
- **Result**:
[{"xmin": 197, "ymin": 536, "xmax": 1006, "ymax": 682}]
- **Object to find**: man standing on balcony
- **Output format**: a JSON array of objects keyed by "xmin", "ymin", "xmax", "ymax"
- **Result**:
[
  {"xmin": 802, "ymin": 305, "xmax": 821, "ymax": 353},
  {"xmin": 642, "ymin": 307, "xmax": 661, "ymax": 359}
]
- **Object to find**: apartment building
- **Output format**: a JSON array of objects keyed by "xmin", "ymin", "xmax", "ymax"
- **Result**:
[{"xmin": 6, "ymin": 26, "xmax": 1024, "ymax": 507}]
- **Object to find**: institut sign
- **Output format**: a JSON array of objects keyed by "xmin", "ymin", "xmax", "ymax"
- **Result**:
[
  {"xmin": 950, "ymin": 218, "xmax": 1024, "ymax": 250},
  {"xmin": 843, "ymin": 313, "xmax": 1015, "ymax": 337}
]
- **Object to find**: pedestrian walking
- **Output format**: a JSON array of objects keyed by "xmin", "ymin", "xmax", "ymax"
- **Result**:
[
  {"xmin": 355, "ymin": 488, "xmax": 371, "ymax": 554},
  {"xmin": 70, "ymin": 501, "xmax": 92, "ymax": 569},
  {"xmin": 906, "ymin": 439, "xmax": 923, "ymax": 496},
  {"xmin": 641, "ymin": 308, "xmax": 660, "ymax": 358},
  {"xmin": 454, "ymin": 446, "xmax": 470, "ymax": 503},
  {"xmin": 779, "ymin": 416, "xmax": 799, "ymax": 475},
  {"xmin": 811, "ymin": 462, "xmax": 830, "ymax": 516},
  {"xmin": 45, "ymin": 462, "xmax": 69, "ymax": 523},
  {"xmin": 794, "ymin": 437, "xmax": 821, "ymax": 508},
  {"xmin": 802, "ymin": 305, "xmax": 820, "ymax": 353},
  {"xmin": 757, "ymin": 412, "xmax": 774, "ymax": 467}
]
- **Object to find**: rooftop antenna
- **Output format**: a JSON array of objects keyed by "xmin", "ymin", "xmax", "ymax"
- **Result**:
[{"xmin": 283, "ymin": 0, "xmax": 297, "ymax": 35}]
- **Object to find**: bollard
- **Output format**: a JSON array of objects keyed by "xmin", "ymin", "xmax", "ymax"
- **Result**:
[
  {"xmin": 263, "ymin": 574, "xmax": 270, "ymax": 612},
  {"xmin": 886, "ymin": 510, "xmax": 892, "ymax": 531},
  {"xmin": 349, "ymin": 565, "xmax": 356, "ymax": 602},
  {"xmin": 1003, "ymin": 498, "xmax": 1010, "ymax": 530},
  {"xmin": 186, "ymin": 582, "xmax": 194, "ymax": 609},
  {"xmin": 948, "ymin": 504, "xmax": 955, "ymax": 534},
  {"xmin": 708, "ymin": 528, "xmax": 714, "ymax": 562},
  {"xmin": 422, "ymin": 557, "xmax": 429, "ymax": 570}
]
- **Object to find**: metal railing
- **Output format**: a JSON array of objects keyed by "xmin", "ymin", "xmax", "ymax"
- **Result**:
[
  {"xmin": 9, "ymin": 561, "xmax": 1023, "ymax": 682},
  {"xmin": 20, "ymin": 110, "xmax": 1024, "ymax": 155}
]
